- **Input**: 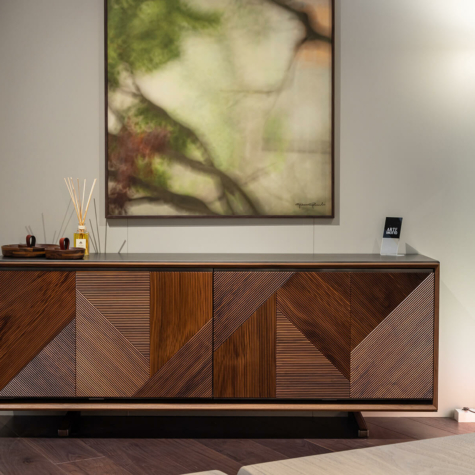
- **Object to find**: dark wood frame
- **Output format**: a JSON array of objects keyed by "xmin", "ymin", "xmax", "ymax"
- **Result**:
[
  {"xmin": 0, "ymin": 257, "xmax": 439, "ymax": 412},
  {"xmin": 104, "ymin": 0, "xmax": 336, "ymax": 220}
]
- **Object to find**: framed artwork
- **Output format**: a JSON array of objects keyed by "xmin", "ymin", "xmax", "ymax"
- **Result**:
[{"xmin": 106, "ymin": 0, "xmax": 334, "ymax": 218}]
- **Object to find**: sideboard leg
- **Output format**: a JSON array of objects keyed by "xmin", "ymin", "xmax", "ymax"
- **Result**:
[
  {"xmin": 58, "ymin": 411, "xmax": 80, "ymax": 437},
  {"xmin": 350, "ymin": 411, "xmax": 369, "ymax": 438}
]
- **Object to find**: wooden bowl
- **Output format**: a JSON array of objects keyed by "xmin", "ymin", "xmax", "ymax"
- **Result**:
[
  {"xmin": 38, "ymin": 244, "xmax": 61, "ymax": 251},
  {"xmin": 45, "ymin": 247, "xmax": 85, "ymax": 260},
  {"xmin": 2, "ymin": 245, "xmax": 46, "ymax": 258}
]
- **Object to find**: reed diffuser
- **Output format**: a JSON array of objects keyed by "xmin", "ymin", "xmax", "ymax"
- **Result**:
[{"xmin": 64, "ymin": 177, "xmax": 96, "ymax": 255}]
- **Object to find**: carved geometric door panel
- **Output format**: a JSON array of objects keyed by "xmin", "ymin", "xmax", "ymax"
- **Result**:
[
  {"xmin": 0, "ymin": 271, "xmax": 76, "ymax": 395},
  {"xmin": 213, "ymin": 271, "xmax": 292, "ymax": 398},
  {"xmin": 214, "ymin": 294, "xmax": 276, "ymax": 398},
  {"xmin": 276, "ymin": 311, "xmax": 349, "ymax": 399},
  {"xmin": 76, "ymin": 271, "xmax": 150, "ymax": 397},
  {"xmin": 351, "ymin": 272, "xmax": 429, "ymax": 351},
  {"xmin": 351, "ymin": 272, "xmax": 435, "ymax": 399},
  {"xmin": 277, "ymin": 272, "xmax": 351, "ymax": 398},
  {"xmin": 213, "ymin": 271, "xmax": 351, "ymax": 399},
  {"xmin": 135, "ymin": 272, "xmax": 213, "ymax": 398},
  {"xmin": 0, "ymin": 320, "xmax": 75, "ymax": 398}
]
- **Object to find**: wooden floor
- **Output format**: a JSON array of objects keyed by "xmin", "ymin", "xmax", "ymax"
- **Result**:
[{"xmin": 0, "ymin": 416, "xmax": 473, "ymax": 475}]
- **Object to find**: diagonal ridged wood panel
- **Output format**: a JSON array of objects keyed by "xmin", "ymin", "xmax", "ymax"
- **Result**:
[
  {"xmin": 351, "ymin": 274, "xmax": 434, "ymax": 399},
  {"xmin": 151, "ymin": 272, "xmax": 212, "ymax": 374},
  {"xmin": 135, "ymin": 320, "xmax": 212, "ymax": 398},
  {"xmin": 76, "ymin": 291, "xmax": 149, "ymax": 397},
  {"xmin": 76, "ymin": 271, "xmax": 150, "ymax": 359},
  {"xmin": 277, "ymin": 311, "xmax": 349, "ymax": 399},
  {"xmin": 277, "ymin": 272, "xmax": 351, "ymax": 380},
  {"xmin": 0, "ymin": 271, "xmax": 76, "ymax": 390},
  {"xmin": 351, "ymin": 272, "xmax": 428, "ymax": 351},
  {"xmin": 0, "ymin": 319, "xmax": 75, "ymax": 397},
  {"xmin": 214, "ymin": 295, "xmax": 276, "ymax": 398},
  {"xmin": 214, "ymin": 271, "xmax": 293, "ymax": 349}
]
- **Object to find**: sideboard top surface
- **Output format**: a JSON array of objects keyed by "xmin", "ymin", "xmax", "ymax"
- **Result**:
[{"xmin": 0, "ymin": 253, "xmax": 439, "ymax": 268}]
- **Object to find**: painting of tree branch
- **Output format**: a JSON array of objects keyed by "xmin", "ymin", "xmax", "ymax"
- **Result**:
[{"xmin": 106, "ymin": 0, "xmax": 334, "ymax": 217}]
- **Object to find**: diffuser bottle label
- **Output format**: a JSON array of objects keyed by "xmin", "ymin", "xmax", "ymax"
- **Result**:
[{"xmin": 76, "ymin": 239, "xmax": 87, "ymax": 249}]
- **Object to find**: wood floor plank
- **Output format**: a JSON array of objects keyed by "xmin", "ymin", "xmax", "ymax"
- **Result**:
[
  {"xmin": 0, "ymin": 417, "xmax": 468, "ymax": 475},
  {"xmin": 0, "ymin": 438, "xmax": 63, "ymax": 475},
  {"xmin": 58, "ymin": 456, "xmax": 133, "ymax": 475},
  {"xmin": 368, "ymin": 417, "xmax": 454, "ymax": 440},
  {"xmin": 80, "ymin": 439, "xmax": 195, "ymax": 475},
  {"xmin": 365, "ymin": 421, "xmax": 416, "ymax": 440},
  {"xmin": 255, "ymin": 439, "xmax": 331, "ymax": 458},
  {"xmin": 410, "ymin": 417, "xmax": 475, "ymax": 435},
  {"xmin": 24, "ymin": 438, "xmax": 101, "ymax": 465},
  {"xmin": 85, "ymin": 439, "xmax": 242, "ymax": 475},
  {"xmin": 198, "ymin": 439, "xmax": 286, "ymax": 467}
]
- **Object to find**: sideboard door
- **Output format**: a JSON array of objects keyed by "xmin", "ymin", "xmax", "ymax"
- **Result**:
[
  {"xmin": 213, "ymin": 271, "xmax": 351, "ymax": 399},
  {"xmin": 0, "ymin": 271, "xmax": 76, "ymax": 397},
  {"xmin": 350, "ymin": 272, "xmax": 435, "ymax": 399},
  {"xmin": 136, "ymin": 271, "xmax": 213, "ymax": 398},
  {"xmin": 76, "ymin": 271, "xmax": 150, "ymax": 397}
]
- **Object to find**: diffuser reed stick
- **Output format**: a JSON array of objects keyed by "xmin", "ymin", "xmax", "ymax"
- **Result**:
[
  {"xmin": 64, "ymin": 178, "xmax": 96, "ymax": 255},
  {"xmin": 89, "ymin": 218, "xmax": 99, "ymax": 254},
  {"xmin": 57, "ymin": 201, "xmax": 71, "ymax": 241}
]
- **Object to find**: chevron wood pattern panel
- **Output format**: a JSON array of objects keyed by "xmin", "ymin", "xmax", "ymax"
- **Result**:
[
  {"xmin": 0, "ymin": 319, "xmax": 75, "ymax": 397},
  {"xmin": 151, "ymin": 272, "xmax": 212, "ymax": 374},
  {"xmin": 0, "ymin": 271, "xmax": 76, "ymax": 391},
  {"xmin": 351, "ymin": 274, "xmax": 435, "ymax": 399},
  {"xmin": 276, "ymin": 311, "xmax": 349, "ymax": 399},
  {"xmin": 351, "ymin": 272, "xmax": 428, "ymax": 351},
  {"xmin": 77, "ymin": 271, "xmax": 150, "ymax": 358},
  {"xmin": 277, "ymin": 272, "xmax": 351, "ymax": 380},
  {"xmin": 76, "ymin": 291, "xmax": 149, "ymax": 397},
  {"xmin": 135, "ymin": 320, "xmax": 212, "ymax": 398},
  {"xmin": 214, "ymin": 295, "xmax": 276, "ymax": 398},
  {"xmin": 214, "ymin": 271, "xmax": 293, "ymax": 350}
]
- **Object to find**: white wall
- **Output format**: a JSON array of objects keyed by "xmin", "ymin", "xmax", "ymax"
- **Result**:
[{"xmin": 1, "ymin": 0, "xmax": 475, "ymax": 417}]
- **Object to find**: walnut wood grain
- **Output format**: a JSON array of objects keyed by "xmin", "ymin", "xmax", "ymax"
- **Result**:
[
  {"xmin": 214, "ymin": 271, "xmax": 293, "ymax": 350},
  {"xmin": 277, "ymin": 272, "xmax": 351, "ymax": 380},
  {"xmin": 276, "ymin": 311, "xmax": 349, "ymax": 398},
  {"xmin": 0, "ymin": 402, "xmax": 437, "ymax": 411},
  {"xmin": 77, "ymin": 271, "xmax": 150, "ymax": 358},
  {"xmin": 76, "ymin": 291, "xmax": 149, "ymax": 397},
  {"xmin": 351, "ymin": 272, "xmax": 428, "ymax": 351},
  {"xmin": 0, "ymin": 319, "xmax": 75, "ymax": 397},
  {"xmin": 151, "ymin": 272, "xmax": 212, "ymax": 374},
  {"xmin": 0, "ymin": 271, "xmax": 76, "ymax": 390},
  {"xmin": 351, "ymin": 274, "xmax": 434, "ymax": 399},
  {"xmin": 135, "ymin": 320, "xmax": 212, "ymax": 398},
  {"xmin": 214, "ymin": 294, "xmax": 276, "ymax": 398}
]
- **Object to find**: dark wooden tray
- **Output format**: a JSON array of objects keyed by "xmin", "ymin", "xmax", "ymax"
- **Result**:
[
  {"xmin": 1, "ymin": 245, "xmax": 46, "ymax": 258},
  {"xmin": 45, "ymin": 247, "xmax": 85, "ymax": 260}
]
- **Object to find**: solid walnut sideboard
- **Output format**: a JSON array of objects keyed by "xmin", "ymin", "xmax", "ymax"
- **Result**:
[{"xmin": 0, "ymin": 253, "xmax": 439, "ymax": 412}]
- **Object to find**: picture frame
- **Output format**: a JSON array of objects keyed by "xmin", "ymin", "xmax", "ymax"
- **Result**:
[{"xmin": 105, "ymin": 0, "xmax": 335, "ymax": 219}]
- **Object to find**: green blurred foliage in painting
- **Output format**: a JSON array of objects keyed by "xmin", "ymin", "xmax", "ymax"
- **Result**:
[
  {"xmin": 107, "ymin": 0, "xmax": 333, "ymax": 217},
  {"xmin": 108, "ymin": 0, "xmax": 220, "ymax": 89}
]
